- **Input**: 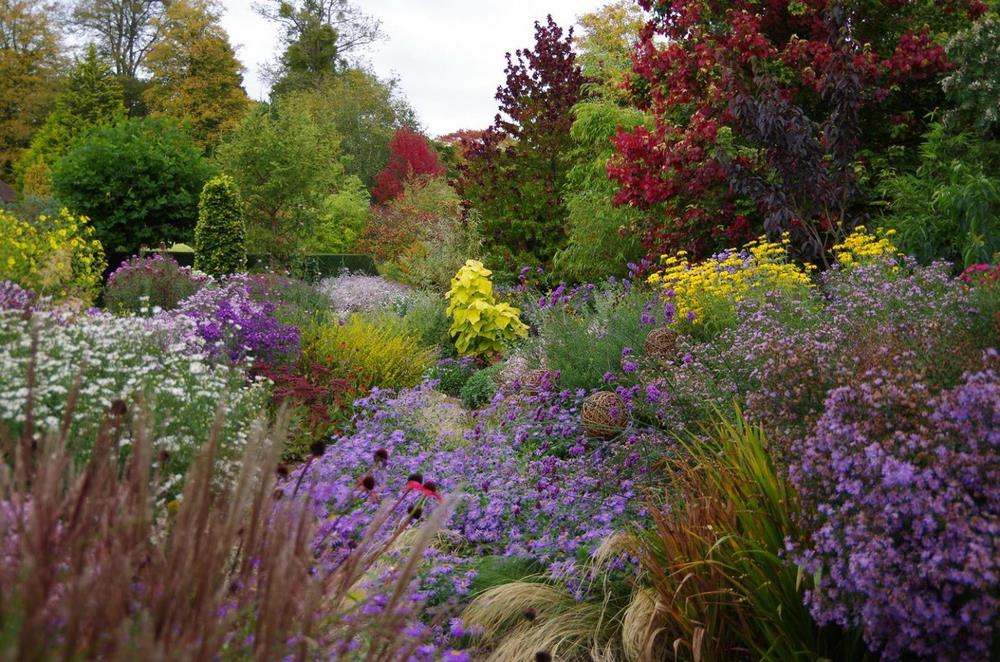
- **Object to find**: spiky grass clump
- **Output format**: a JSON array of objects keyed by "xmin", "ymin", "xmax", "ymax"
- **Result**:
[
  {"xmin": 462, "ymin": 534, "xmax": 655, "ymax": 661},
  {"xmin": 636, "ymin": 411, "xmax": 869, "ymax": 661},
  {"xmin": 0, "ymin": 377, "xmax": 455, "ymax": 659}
]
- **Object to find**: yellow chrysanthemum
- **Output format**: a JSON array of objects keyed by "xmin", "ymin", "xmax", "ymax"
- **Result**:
[
  {"xmin": 832, "ymin": 227, "xmax": 898, "ymax": 266},
  {"xmin": 647, "ymin": 234, "xmax": 813, "ymax": 330}
]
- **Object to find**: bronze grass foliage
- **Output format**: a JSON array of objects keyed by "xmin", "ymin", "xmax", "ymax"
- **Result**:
[
  {"xmin": 0, "ymin": 361, "xmax": 455, "ymax": 660},
  {"xmin": 636, "ymin": 411, "xmax": 868, "ymax": 661}
]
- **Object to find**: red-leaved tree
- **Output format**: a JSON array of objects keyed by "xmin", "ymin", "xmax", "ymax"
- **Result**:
[
  {"xmin": 372, "ymin": 128, "xmax": 445, "ymax": 203},
  {"xmin": 457, "ymin": 15, "xmax": 586, "ymax": 270},
  {"xmin": 609, "ymin": 0, "xmax": 985, "ymax": 262}
]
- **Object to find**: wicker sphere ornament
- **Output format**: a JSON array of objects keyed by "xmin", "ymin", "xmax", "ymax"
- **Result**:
[
  {"xmin": 644, "ymin": 326, "xmax": 679, "ymax": 360},
  {"xmin": 521, "ymin": 368, "xmax": 555, "ymax": 395},
  {"xmin": 581, "ymin": 391, "xmax": 629, "ymax": 439}
]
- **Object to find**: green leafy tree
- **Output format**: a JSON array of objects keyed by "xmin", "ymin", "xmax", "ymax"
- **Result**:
[
  {"xmin": 574, "ymin": 1, "xmax": 647, "ymax": 99},
  {"xmin": 550, "ymin": 3, "xmax": 652, "ymax": 281},
  {"xmin": 880, "ymin": 124, "xmax": 1000, "ymax": 268},
  {"xmin": 554, "ymin": 101, "xmax": 648, "ymax": 281},
  {"xmin": 880, "ymin": 12, "xmax": 1000, "ymax": 268},
  {"xmin": 70, "ymin": 0, "xmax": 166, "ymax": 114},
  {"xmin": 291, "ymin": 68, "xmax": 417, "ymax": 190},
  {"xmin": 195, "ymin": 174, "xmax": 246, "ymax": 275},
  {"xmin": 0, "ymin": 0, "xmax": 64, "ymax": 176},
  {"xmin": 16, "ymin": 44, "xmax": 125, "ymax": 196},
  {"xmin": 52, "ymin": 116, "xmax": 215, "ymax": 253},
  {"xmin": 215, "ymin": 96, "xmax": 344, "ymax": 260},
  {"xmin": 256, "ymin": 0, "xmax": 383, "ymax": 95},
  {"xmin": 302, "ymin": 175, "xmax": 370, "ymax": 254},
  {"xmin": 941, "ymin": 13, "xmax": 1000, "ymax": 137},
  {"xmin": 144, "ymin": 0, "xmax": 250, "ymax": 151}
]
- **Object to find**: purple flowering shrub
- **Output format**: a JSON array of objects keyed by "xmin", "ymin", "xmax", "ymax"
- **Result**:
[
  {"xmin": 104, "ymin": 254, "xmax": 210, "ymax": 314},
  {"xmin": 788, "ymin": 355, "xmax": 1000, "ymax": 660},
  {"xmin": 242, "ymin": 272, "xmax": 333, "ymax": 329},
  {"xmin": 667, "ymin": 257, "xmax": 1000, "ymax": 452},
  {"xmin": 167, "ymin": 274, "xmax": 299, "ymax": 366},
  {"xmin": 525, "ymin": 281, "xmax": 660, "ymax": 391},
  {"xmin": 0, "ymin": 280, "xmax": 37, "ymax": 311}
]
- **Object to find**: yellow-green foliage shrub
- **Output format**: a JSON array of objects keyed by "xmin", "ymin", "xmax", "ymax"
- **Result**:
[
  {"xmin": 0, "ymin": 208, "xmax": 106, "ymax": 304},
  {"xmin": 445, "ymin": 260, "xmax": 528, "ymax": 356},
  {"xmin": 302, "ymin": 315, "xmax": 436, "ymax": 391}
]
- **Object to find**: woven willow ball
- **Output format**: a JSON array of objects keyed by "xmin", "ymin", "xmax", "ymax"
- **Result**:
[
  {"xmin": 581, "ymin": 391, "xmax": 628, "ymax": 439},
  {"xmin": 521, "ymin": 368, "xmax": 554, "ymax": 395},
  {"xmin": 644, "ymin": 326, "xmax": 679, "ymax": 360}
]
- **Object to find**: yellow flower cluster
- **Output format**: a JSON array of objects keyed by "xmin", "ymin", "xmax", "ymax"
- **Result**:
[
  {"xmin": 0, "ymin": 208, "xmax": 106, "ymax": 305},
  {"xmin": 647, "ymin": 234, "xmax": 814, "ymax": 329},
  {"xmin": 831, "ymin": 226, "xmax": 898, "ymax": 266}
]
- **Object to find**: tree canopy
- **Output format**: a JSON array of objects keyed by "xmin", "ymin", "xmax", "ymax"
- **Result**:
[
  {"xmin": 52, "ymin": 115, "xmax": 215, "ymax": 253},
  {"xmin": 256, "ymin": 0, "xmax": 383, "ymax": 96},
  {"xmin": 458, "ymin": 15, "xmax": 586, "ymax": 270},
  {"xmin": 0, "ymin": 1, "xmax": 64, "ymax": 176},
  {"xmin": 215, "ymin": 95, "xmax": 346, "ymax": 259},
  {"xmin": 16, "ymin": 44, "xmax": 124, "ymax": 195},
  {"xmin": 143, "ymin": 0, "xmax": 249, "ymax": 151}
]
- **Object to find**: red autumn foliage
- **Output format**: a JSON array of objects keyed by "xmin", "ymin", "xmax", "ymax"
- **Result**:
[
  {"xmin": 609, "ymin": 0, "xmax": 984, "ymax": 262},
  {"xmin": 372, "ymin": 128, "xmax": 445, "ymax": 203},
  {"xmin": 254, "ymin": 360, "xmax": 364, "ymax": 439},
  {"xmin": 456, "ymin": 15, "xmax": 586, "ymax": 268}
]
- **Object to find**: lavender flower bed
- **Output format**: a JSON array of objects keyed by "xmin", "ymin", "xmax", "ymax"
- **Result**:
[
  {"xmin": 317, "ymin": 272, "xmax": 413, "ymax": 314},
  {"xmin": 0, "ymin": 280, "xmax": 36, "ymax": 311},
  {"xmin": 291, "ymin": 380, "xmax": 671, "ymax": 635}
]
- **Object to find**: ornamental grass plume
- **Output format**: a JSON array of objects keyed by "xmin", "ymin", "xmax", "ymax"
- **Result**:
[
  {"xmin": 462, "ymin": 533, "xmax": 652, "ymax": 661},
  {"xmin": 0, "ymin": 363, "xmax": 458, "ymax": 660}
]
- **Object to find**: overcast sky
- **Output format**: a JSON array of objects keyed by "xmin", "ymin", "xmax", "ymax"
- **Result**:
[{"xmin": 218, "ymin": 1, "xmax": 608, "ymax": 137}]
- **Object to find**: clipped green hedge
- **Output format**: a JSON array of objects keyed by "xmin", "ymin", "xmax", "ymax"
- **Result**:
[
  {"xmin": 134, "ymin": 252, "xmax": 376, "ymax": 280},
  {"xmin": 247, "ymin": 254, "xmax": 377, "ymax": 281},
  {"xmin": 195, "ymin": 174, "xmax": 247, "ymax": 276}
]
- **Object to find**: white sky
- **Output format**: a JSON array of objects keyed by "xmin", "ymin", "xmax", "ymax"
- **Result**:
[{"xmin": 218, "ymin": 0, "xmax": 608, "ymax": 137}]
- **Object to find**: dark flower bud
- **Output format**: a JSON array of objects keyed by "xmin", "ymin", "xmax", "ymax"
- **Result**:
[
  {"xmin": 109, "ymin": 399, "xmax": 128, "ymax": 416},
  {"xmin": 523, "ymin": 607, "xmax": 537, "ymax": 622},
  {"xmin": 535, "ymin": 653, "xmax": 551, "ymax": 662},
  {"xmin": 309, "ymin": 440, "xmax": 327, "ymax": 458},
  {"xmin": 422, "ymin": 480, "xmax": 437, "ymax": 493},
  {"xmin": 273, "ymin": 488, "xmax": 284, "ymax": 501},
  {"xmin": 361, "ymin": 474, "xmax": 376, "ymax": 490},
  {"xmin": 158, "ymin": 450, "xmax": 170, "ymax": 464},
  {"xmin": 276, "ymin": 464, "xmax": 290, "ymax": 478},
  {"xmin": 374, "ymin": 448, "xmax": 389, "ymax": 463},
  {"xmin": 407, "ymin": 472, "xmax": 423, "ymax": 484}
]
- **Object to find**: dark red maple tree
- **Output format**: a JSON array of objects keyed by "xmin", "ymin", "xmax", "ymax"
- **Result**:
[
  {"xmin": 372, "ymin": 128, "xmax": 445, "ymax": 203},
  {"xmin": 457, "ymin": 15, "xmax": 586, "ymax": 270},
  {"xmin": 608, "ymin": 0, "xmax": 985, "ymax": 262}
]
